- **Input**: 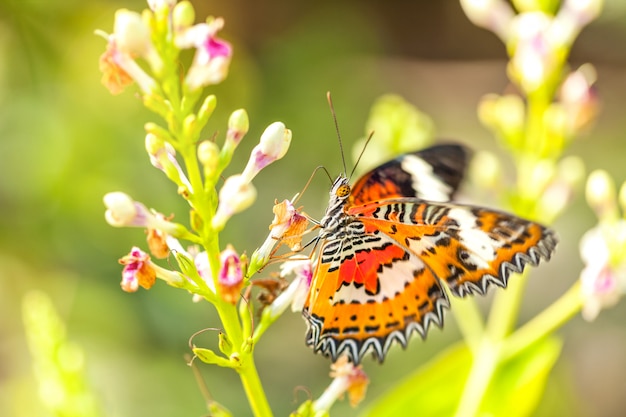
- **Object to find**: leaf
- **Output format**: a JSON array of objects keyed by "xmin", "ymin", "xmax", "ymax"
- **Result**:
[
  {"xmin": 360, "ymin": 337, "xmax": 562, "ymax": 417},
  {"xmin": 360, "ymin": 343, "xmax": 472, "ymax": 417},
  {"xmin": 481, "ymin": 337, "xmax": 562, "ymax": 417}
]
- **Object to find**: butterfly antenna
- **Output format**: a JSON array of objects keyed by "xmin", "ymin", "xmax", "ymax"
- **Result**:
[
  {"xmin": 292, "ymin": 166, "xmax": 333, "ymax": 206},
  {"xmin": 349, "ymin": 130, "xmax": 375, "ymax": 180},
  {"xmin": 327, "ymin": 92, "xmax": 348, "ymax": 176}
]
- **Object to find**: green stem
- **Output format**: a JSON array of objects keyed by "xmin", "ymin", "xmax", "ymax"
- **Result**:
[
  {"xmin": 238, "ymin": 356, "xmax": 274, "ymax": 417},
  {"xmin": 486, "ymin": 270, "xmax": 529, "ymax": 340},
  {"xmin": 450, "ymin": 295, "xmax": 484, "ymax": 353},
  {"xmin": 501, "ymin": 281, "xmax": 582, "ymax": 361},
  {"xmin": 453, "ymin": 339, "xmax": 500, "ymax": 417}
]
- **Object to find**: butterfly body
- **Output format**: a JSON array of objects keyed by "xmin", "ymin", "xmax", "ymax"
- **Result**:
[{"xmin": 302, "ymin": 144, "xmax": 557, "ymax": 364}]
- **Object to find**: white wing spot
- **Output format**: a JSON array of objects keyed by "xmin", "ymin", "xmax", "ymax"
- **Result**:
[
  {"xmin": 448, "ymin": 207, "xmax": 501, "ymax": 266},
  {"xmin": 401, "ymin": 155, "xmax": 452, "ymax": 202}
]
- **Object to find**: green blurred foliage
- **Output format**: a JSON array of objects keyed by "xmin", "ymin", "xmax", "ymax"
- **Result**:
[{"xmin": 1, "ymin": 0, "xmax": 626, "ymax": 416}]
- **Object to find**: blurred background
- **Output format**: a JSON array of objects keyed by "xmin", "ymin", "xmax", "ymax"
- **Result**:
[{"xmin": 1, "ymin": 0, "xmax": 626, "ymax": 416}]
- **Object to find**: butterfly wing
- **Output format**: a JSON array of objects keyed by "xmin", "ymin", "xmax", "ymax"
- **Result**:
[
  {"xmin": 350, "ymin": 143, "xmax": 470, "ymax": 205},
  {"xmin": 349, "ymin": 199, "xmax": 558, "ymax": 298},
  {"xmin": 303, "ymin": 232, "xmax": 449, "ymax": 363},
  {"xmin": 303, "ymin": 199, "xmax": 557, "ymax": 364}
]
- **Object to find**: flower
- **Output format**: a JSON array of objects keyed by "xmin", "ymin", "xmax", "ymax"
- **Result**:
[
  {"xmin": 586, "ymin": 170, "xmax": 618, "ymax": 222},
  {"xmin": 146, "ymin": 218, "xmax": 170, "ymax": 259},
  {"xmin": 508, "ymin": 12, "xmax": 555, "ymax": 92},
  {"xmin": 119, "ymin": 247, "xmax": 157, "ymax": 292},
  {"xmin": 194, "ymin": 250, "xmax": 217, "ymax": 294},
  {"xmin": 96, "ymin": 9, "xmax": 160, "ymax": 95},
  {"xmin": 145, "ymin": 134, "xmax": 193, "ymax": 191},
  {"xmin": 104, "ymin": 192, "xmax": 193, "ymax": 254},
  {"xmin": 225, "ymin": 109, "xmax": 249, "ymax": 148},
  {"xmin": 579, "ymin": 224, "xmax": 626, "ymax": 321},
  {"xmin": 212, "ymin": 175, "xmax": 257, "ymax": 230},
  {"xmin": 118, "ymin": 246, "xmax": 186, "ymax": 292},
  {"xmin": 249, "ymin": 199, "xmax": 309, "ymax": 275},
  {"xmin": 98, "ymin": 40, "xmax": 135, "ymax": 95},
  {"xmin": 240, "ymin": 122, "xmax": 292, "ymax": 183},
  {"xmin": 104, "ymin": 192, "xmax": 151, "ymax": 227},
  {"xmin": 558, "ymin": 64, "xmax": 599, "ymax": 133},
  {"xmin": 460, "ymin": 0, "xmax": 514, "ymax": 41},
  {"xmin": 551, "ymin": 0, "xmax": 602, "ymax": 48},
  {"xmin": 217, "ymin": 245, "xmax": 244, "ymax": 304},
  {"xmin": 313, "ymin": 356, "xmax": 369, "ymax": 412},
  {"xmin": 259, "ymin": 257, "xmax": 314, "ymax": 322},
  {"xmin": 280, "ymin": 258, "xmax": 314, "ymax": 312},
  {"xmin": 147, "ymin": 0, "xmax": 176, "ymax": 11},
  {"xmin": 175, "ymin": 17, "xmax": 232, "ymax": 90}
]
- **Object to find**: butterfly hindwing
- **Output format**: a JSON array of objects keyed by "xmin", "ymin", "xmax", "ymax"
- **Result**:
[
  {"xmin": 303, "ymin": 233, "xmax": 449, "ymax": 362},
  {"xmin": 350, "ymin": 143, "xmax": 471, "ymax": 205}
]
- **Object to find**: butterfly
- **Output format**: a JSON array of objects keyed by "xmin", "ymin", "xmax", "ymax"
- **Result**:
[{"xmin": 302, "ymin": 143, "xmax": 557, "ymax": 364}]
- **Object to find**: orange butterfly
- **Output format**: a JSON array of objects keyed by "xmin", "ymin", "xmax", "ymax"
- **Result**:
[{"xmin": 302, "ymin": 144, "xmax": 557, "ymax": 364}]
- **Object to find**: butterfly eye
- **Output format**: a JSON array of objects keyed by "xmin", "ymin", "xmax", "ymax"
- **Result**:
[{"xmin": 336, "ymin": 184, "xmax": 351, "ymax": 198}]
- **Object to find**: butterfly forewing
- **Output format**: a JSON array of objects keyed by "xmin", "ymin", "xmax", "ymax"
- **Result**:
[
  {"xmin": 301, "ymin": 143, "xmax": 557, "ymax": 364},
  {"xmin": 350, "ymin": 143, "xmax": 470, "ymax": 205},
  {"xmin": 350, "ymin": 199, "xmax": 558, "ymax": 297}
]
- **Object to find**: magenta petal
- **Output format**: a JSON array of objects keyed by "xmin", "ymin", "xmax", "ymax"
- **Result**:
[{"xmin": 207, "ymin": 37, "xmax": 232, "ymax": 59}]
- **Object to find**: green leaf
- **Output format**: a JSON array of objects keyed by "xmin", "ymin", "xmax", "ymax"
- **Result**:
[
  {"xmin": 481, "ymin": 337, "xmax": 562, "ymax": 417},
  {"xmin": 360, "ymin": 336, "xmax": 562, "ymax": 417},
  {"xmin": 360, "ymin": 342, "xmax": 472, "ymax": 417}
]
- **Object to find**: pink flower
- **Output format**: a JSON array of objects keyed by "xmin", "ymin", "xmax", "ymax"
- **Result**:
[
  {"xmin": 119, "ymin": 247, "xmax": 157, "ymax": 292},
  {"xmin": 218, "ymin": 245, "xmax": 244, "ymax": 304},
  {"xmin": 175, "ymin": 18, "xmax": 232, "ymax": 90},
  {"xmin": 579, "ymin": 224, "xmax": 626, "ymax": 321}
]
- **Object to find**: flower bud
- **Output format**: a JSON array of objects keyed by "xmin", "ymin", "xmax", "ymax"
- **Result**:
[
  {"xmin": 586, "ymin": 169, "xmax": 618, "ymax": 221},
  {"xmin": 197, "ymin": 95, "xmax": 217, "ymax": 126},
  {"xmin": 240, "ymin": 122, "xmax": 292, "ymax": 183},
  {"xmin": 198, "ymin": 140, "xmax": 220, "ymax": 172},
  {"xmin": 460, "ymin": 0, "xmax": 514, "ymax": 41},
  {"xmin": 212, "ymin": 175, "xmax": 257, "ymax": 230},
  {"xmin": 104, "ymin": 192, "xmax": 141, "ymax": 227},
  {"xmin": 173, "ymin": 1, "xmax": 195, "ymax": 30},
  {"xmin": 226, "ymin": 109, "xmax": 249, "ymax": 146},
  {"xmin": 114, "ymin": 9, "xmax": 151, "ymax": 56},
  {"xmin": 260, "ymin": 121, "xmax": 291, "ymax": 160}
]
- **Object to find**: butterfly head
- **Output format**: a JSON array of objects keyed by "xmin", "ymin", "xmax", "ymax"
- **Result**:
[{"xmin": 330, "ymin": 175, "xmax": 351, "ymax": 201}]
